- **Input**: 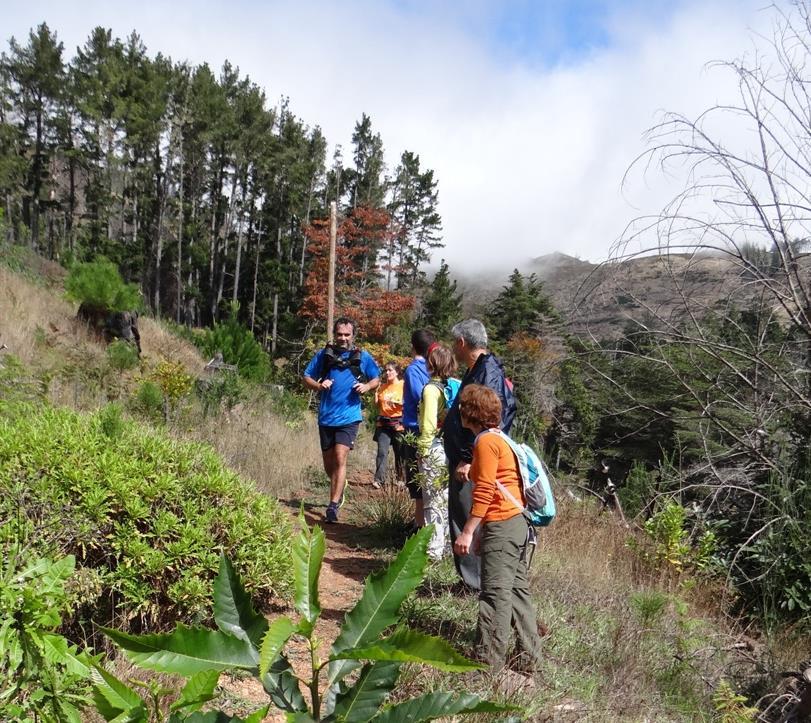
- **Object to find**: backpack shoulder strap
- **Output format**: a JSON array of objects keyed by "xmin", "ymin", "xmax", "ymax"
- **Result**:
[
  {"xmin": 319, "ymin": 345, "xmax": 337, "ymax": 380},
  {"xmin": 427, "ymin": 379, "xmax": 445, "ymax": 394},
  {"xmin": 496, "ymin": 481, "xmax": 525, "ymax": 512},
  {"xmin": 348, "ymin": 347, "xmax": 364, "ymax": 380}
]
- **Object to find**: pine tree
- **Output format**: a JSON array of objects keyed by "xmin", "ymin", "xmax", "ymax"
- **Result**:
[
  {"xmin": 488, "ymin": 269, "xmax": 556, "ymax": 342},
  {"xmin": 2, "ymin": 23, "xmax": 65, "ymax": 252},
  {"xmin": 419, "ymin": 259, "xmax": 462, "ymax": 335},
  {"xmin": 348, "ymin": 113, "xmax": 385, "ymax": 210},
  {"xmin": 71, "ymin": 27, "xmax": 125, "ymax": 257},
  {"xmin": 386, "ymin": 150, "xmax": 442, "ymax": 290}
]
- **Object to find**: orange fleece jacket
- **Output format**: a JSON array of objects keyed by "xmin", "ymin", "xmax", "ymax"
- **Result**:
[
  {"xmin": 375, "ymin": 379, "xmax": 404, "ymax": 419},
  {"xmin": 469, "ymin": 431, "xmax": 525, "ymax": 523}
]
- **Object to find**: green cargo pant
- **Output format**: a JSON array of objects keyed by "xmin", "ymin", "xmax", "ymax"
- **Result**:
[{"xmin": 476, "ymin": 513, "xmax": 543, "ymax": 670}]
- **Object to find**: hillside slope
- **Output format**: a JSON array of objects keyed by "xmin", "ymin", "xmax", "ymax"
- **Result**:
[{"xmin": 458, "ymin": 251, "xmax": 806, "ymax": 340}]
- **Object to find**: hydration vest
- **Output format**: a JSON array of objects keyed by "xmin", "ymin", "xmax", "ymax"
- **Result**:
[{"xmin": 319, "ymin": 345, "xmax": 365, "ymax": 382}]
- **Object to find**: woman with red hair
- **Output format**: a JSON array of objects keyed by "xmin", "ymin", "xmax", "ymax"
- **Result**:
[{"xmin": 454, "ymin": 384, "xmax": 542, "ymax": 672}]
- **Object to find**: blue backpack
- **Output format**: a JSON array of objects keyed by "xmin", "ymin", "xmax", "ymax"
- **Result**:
[
  {"xmin": 482, "ymin": 429, "xmax": 556, "ymax": 527},
  {"xmin": 428, "ymin": 377, "xmax": 461, "ymax": 410}
]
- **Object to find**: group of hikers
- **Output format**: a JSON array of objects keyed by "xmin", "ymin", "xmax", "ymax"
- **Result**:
[{"xmin": 303, "ymin": 317, "xmax": 544, "ymax": 672}]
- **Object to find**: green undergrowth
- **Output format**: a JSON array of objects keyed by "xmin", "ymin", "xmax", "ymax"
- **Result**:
[
  {"xmin": 401, "ymin": 557, "xmax": 477, "ymax": 649},
  {"xmin": 399, "ymin": 542, "xmax": 746, "ymax": 720},
  {"xmin": 0, "ymin": 394, "xmax": 293, "ymax": 635},
  {"xmin": 528, "ymin": 545, "xmax": 739, "ymax": 720}
]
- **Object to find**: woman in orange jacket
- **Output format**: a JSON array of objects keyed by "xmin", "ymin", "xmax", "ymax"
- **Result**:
[
  {"xmin": 372, "ymin": 362, "xmax": 404, "ymax": 489},
  {"xmin": 453, "ymin": 383, "xmax": 543, "ymax": 672}
]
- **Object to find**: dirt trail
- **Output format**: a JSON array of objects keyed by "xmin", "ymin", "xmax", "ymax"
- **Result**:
[{"xmin": 221, "ymin": 472, "xmax": 389, "ymax": 719}]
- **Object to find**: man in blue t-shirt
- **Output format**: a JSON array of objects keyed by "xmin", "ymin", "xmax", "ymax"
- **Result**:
[{"xmin": 304, "ymin": 318, "xmax": 380, "ymax": 523}]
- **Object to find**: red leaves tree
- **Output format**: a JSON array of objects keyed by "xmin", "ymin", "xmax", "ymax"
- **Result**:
[{"xmin": 301, "ymin": 206, "xmax": 415, "ymax": 340}]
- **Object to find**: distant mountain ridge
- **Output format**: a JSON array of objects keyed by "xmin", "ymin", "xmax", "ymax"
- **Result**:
[{"xmin": 456, "ymin": 250, "xmax": 790, "ymax": 340}]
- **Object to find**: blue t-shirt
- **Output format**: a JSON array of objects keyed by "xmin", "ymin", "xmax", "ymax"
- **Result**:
[
  {"xmin": 402, "ymin": 356, "xmax": 429, "ymax": 432},
  {"xmin": 304, "ymin": 348, "xmax": 380, "ymax": 427}
]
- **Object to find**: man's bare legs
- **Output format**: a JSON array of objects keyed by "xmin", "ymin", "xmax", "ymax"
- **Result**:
[{"xmin": 323, "ymin": 443, "xmax": 351, "ymax": 505}]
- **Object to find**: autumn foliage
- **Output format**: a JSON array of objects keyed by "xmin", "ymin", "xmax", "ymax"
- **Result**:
[{"xmin": 301, "ymin": 206, "xmax": 415, "ymax": 340}]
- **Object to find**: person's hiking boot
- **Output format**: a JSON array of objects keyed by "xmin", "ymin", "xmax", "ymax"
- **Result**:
[
  {"xmin": 324, "ymin": 502, "xmax": 339, "ymax": 523},
  {"xmin": 371, "ymin": 480, "xmax": 382, "ymax": 490}
]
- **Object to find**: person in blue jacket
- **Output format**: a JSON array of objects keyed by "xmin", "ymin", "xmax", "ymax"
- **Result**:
[
  {"xmin": 304, "ymin": 318, "xmax": 380, "ymax": 523},
  {"xmin": 443, "ymin": 318, "xmax": 517, "ymax": 589},
  {"xmin": 400, "ymin": 329, "xmax": 435, "ymax": 530}
]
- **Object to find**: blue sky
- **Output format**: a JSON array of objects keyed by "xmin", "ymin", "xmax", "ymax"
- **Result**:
[
  {"xmin": 3, "ymin": 0, "xmax": 779, "ymax": 270},
  {"xmin": 391, "ymin": 0, "xmax": 681, "ymax": 66}
]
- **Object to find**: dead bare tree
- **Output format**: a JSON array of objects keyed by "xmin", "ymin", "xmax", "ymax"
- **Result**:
[{"xmin": 574, "ymin": 1, "xmax": 811, "ymax": 623}]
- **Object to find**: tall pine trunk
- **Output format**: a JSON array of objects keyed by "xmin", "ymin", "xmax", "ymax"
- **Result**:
[
  {"xmin": 232, "ymin": 177, "xmax": 248, "ymax": 303},
  {"xmin": 176, "ymin": 149, "xmax": 184, "ymax": 323},
  {"xmin": 250, "ymin": 230, "xmax": 262, "ymax": 332},
  {"xmin": 31, "ymin": 102, "xmax": 43, "ymax": 251}
]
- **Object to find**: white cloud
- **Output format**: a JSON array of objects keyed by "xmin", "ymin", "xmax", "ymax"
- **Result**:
[{"xmin": 3, "ymin": 0, "xmax": 782, "ymax": 271}]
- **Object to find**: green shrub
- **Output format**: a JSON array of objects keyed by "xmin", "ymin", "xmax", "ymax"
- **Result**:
[
  {"xmin": 196, "ymin": 371, "xmax": 246, "ymax": 416},
  {"xmin": 64, "ymin": 257, "xmax": 141, "ymax": 312},
  {"xmin": 98, "ymin": 402, "xmax": 126, "ymax": 439},
  {"xmin": 151, "ymin": 359, "xmax": 194, "ymax": 404},
  {"xmin": 0, "ymin": 401, "xmax": 293, "ymax": 631},
  {"xmin": 712, "ymin": 680, "xmax": 759, "ymax": 722},
  {"xmin": 630, "ymin": 590, "xmax": 669, "ymax": 627},
  {"xmin": 196, "ymin": 304, "xmax": 270, "ymax": 382},
  {"xmin": 0, "ymin": 552, "xmax": 93, "ymax": 722},
  {"xmin": 620, "ymin": 461, "xmax": 654, "ymax": 519},
  {"xmin": 132, "ymin": 379, "xmax": 164, "ymax": 420},
  {"xmin": 629, "ymin": 500, "xmax": 717, "ymax": 575},
  {"xmin": 106, "ymin": 339, "xmax": 140, "ymax": 371}
]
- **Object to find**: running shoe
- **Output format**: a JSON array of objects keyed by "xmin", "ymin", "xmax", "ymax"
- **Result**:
[{"xmin": 324, "ymin": 502, "xmax": 339, "ymax": 523}]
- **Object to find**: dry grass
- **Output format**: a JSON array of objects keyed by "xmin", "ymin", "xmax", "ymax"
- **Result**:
[
  {"xmin": 181, "ymin": 395, "xmax": 323, "ymax": 500},
  {"xmin": 139, "ymin": 315, "xmax": 207, "ymax": 371},
  {"xmin": 525, "ymin": 494, "xmax": 759, "ymax": 720},
  {"xmin": 0, "ymin": 266, "xmax": 83, "ymax": 365}
]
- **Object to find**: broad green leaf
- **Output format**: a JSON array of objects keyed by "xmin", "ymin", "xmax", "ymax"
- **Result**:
[
  {"xmin": 259, "ymin": 616, "xmax": 296, "ymax": 677},
  {"xmin": 65, "ymin": 649, "xmax": 93, "ymax": 677},
  {"xmin": 88, "ymin": 660, "xmax": 149, "ymax": 722},
  {"xmin": 213, "ymin": 556, "xmax": 268, "ymax": 649},
  {"xmin": 293, "ymin": 516, "xmax": 325, "ymax": 623},
  {"xmin": 328, "ymin": 526, "xmax": 431, "ymax": 688},
  {"xmin": 285, "ymin": 714, "xmax": 318, "ymax": 723},
  {"xmin": 330, "ymin": 628, "xmax": 483, "ymax": 672},
  {"xmin": 56, "ymin": 699, "xmax": 84, "ymax": 723},
  {"xmin": 49, "ymin": 553, "xmax": 76, "ymax": 580},
  {"xmin": 241, "ymin": 708, "xmax": 271, "ymax": 723},
  {"xmin": 261, "ymin": 654, "xmax": 308, "ymax": 713},
  {"xmin": 332, "ymin": 662, "xmax": 400, "ymax": 722},
  {"xmin": 39, "ymin": 632, "xmax": 70, "ymax": 665},
  {"xmin": 372, "ymin": 692, "xmax": 519, "ymax": 722},
  {"xmin": 102, "ymin": 625, "xmax": 258, "ymax": 674},
  {"xmin": 18, "ymin": 557, "xmax": 52, "ymax": 580},
  {"xmin": 170, "ymin": 670, "xmax": 220, "ymax": 712}
]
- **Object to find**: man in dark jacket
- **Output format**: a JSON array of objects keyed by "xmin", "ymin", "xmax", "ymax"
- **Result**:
[{"xmin": 444, "ymin": 318, "xmax": 517, "ymax": 589}]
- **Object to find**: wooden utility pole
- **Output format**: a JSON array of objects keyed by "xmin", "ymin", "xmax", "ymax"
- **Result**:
[{"xmin": 327, "ymin": 201, "xmax": 337, "ymax": 343}]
